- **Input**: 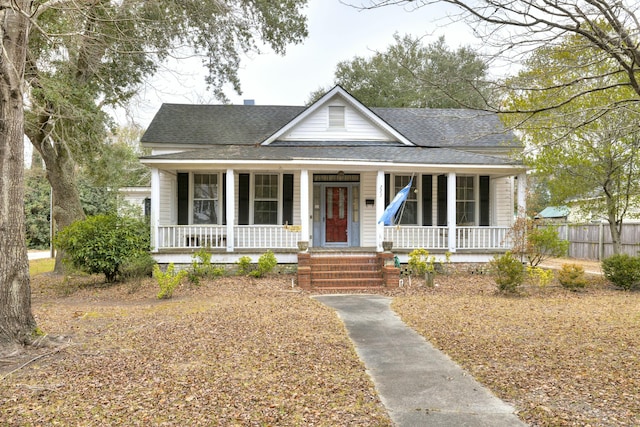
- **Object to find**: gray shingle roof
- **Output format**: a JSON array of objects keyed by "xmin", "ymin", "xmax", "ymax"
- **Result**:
[
  {"xmin": 142, "ymin": 145, "xmax": 520, "ymax": 166},
  {"xmin": 141, "ymin": 103, "xmax": 520, "ymax": 149}
]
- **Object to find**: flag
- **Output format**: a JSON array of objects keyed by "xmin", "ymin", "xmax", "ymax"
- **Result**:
[{"xmin": 378, "ymin": 178, "xmax": 413, "ymax": 225}]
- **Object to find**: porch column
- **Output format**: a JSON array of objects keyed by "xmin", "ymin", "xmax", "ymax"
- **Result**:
[
  {"xmin": 226, "ymin": 169, "xmax": 235, "ymax": 252},
  {"xmin": 150, "ymin": 168, "xmax": 160, "ymax": 252},
  {"xmin": 447, "ymin": 171, "xmax": 456, "ymax": 252},
  {"xmin": 517, "ymin": 172, "xmax": 527, "ymax": 218},
  {"xmin": 376, "ymin": 170, "xmax": 385, "ymax": 251},
  {"xmin": 300, "ymin": 169, "xmax": 309, "ymax": 242}
]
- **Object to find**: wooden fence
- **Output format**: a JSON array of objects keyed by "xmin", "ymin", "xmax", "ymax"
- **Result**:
[{"xmin": 555, "ymin": 223, "xmax": 640, "ymax": 260}]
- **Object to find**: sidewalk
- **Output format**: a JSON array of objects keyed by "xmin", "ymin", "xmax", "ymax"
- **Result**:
[{"xmin": 313, "ymin": 295, "xmax": 527, "ymax": 427}]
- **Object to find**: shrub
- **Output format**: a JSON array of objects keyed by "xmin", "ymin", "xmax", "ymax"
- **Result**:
[
  {"xmin": 154, "ymin": 263, "xmax": 187, "ymax": 299},
  {"xmin": 526, "ymin": 226, "xmax": 569, "ymax": 266},
  {"xmin": 120, "ymin": 251, "xmax": 156, "ymax": 281},
  {"xmin": 526, "ymin": 266, "xmax": 554, "ymax": 289},
  {"xmin": 236, "ymin": 256, "xmax": 253, "ymax": 276},
  {"xmin": 602, "ymin": 254, "xmax": 640, "ymax": 290},
  {"xmin": 408, "ymin": 248, "xmax": 435, "ymax": 276},
  {"xmin": 250, "ymin": 250, "xmax": 278, "ymax": 278},
  {"xmin": 490, "ymin": 251, "xmax": 525, "ymax": 293},
  {"xmin": 557, "ymin": 263, "xmax": 588, "ymax": 290},
  {"xmin": 55, "ymin": 214, "xmax": 150, "ymax": 282},
  {"xmin": 188, "ymin": 247, "xmax": 225, "ymax": 285}
]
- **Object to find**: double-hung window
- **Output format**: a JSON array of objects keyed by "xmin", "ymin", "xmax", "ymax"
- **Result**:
[
  {"xmin": 193, "ymin": 174, "xmax": 218, "ymax": 224},
  {"xmin": 254, "ymin": 174, "xmax": 278, "ymax": 224},
  {"xmin": 456, "ymin": 176, "xmax": 475, "ymax": 225},
  {"xmin": 394, "ymin": 175, "xmax": 417, "ymax": 225}
]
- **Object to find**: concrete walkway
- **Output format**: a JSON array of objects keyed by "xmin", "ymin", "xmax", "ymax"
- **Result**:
[{"xmin": 313, "ymin": 294, "xmax": 527, "ymax": 427}]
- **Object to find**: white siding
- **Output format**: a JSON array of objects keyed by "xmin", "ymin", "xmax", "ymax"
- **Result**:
[
  {"xmin": 360, "ymin": 171, "xmax": 379, "ymax": 247},
  {"xmin": 281, "ymin": 101, "xmax": 393, "ymax": 141},
  {"xmin": 159, "ymin": 171, "xmax": 175, "ymax": 224},
  {"xmin": 493, "ymin": 177, "xmax": 513, "ymax": 226}
]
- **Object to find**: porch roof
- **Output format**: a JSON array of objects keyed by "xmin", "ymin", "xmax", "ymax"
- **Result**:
[{"xmin": 141, "ymin": 144, "xmax": 523, "ymax": 167}]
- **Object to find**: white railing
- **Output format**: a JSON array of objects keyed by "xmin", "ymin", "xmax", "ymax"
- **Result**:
[
  {"xmin": 385, "ymin": 226, "xmax": 511, "ymax": 250},
  {"xmin": 234, "ymin": 225, "xmax": 301, "ymax": 249},
  {"xmin": 156, "ymin": 225, "xmax": 301, "ymax": 250},
  {"xmin": 158, "ymin": 225, "xmax": 228, "ymax": 249},
  {"xmin": 384, "ymin": 226, "xmax": 449, "ymax": 249}
]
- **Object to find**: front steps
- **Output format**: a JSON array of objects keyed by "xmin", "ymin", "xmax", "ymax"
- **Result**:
[{"xmin": 297, "ymin": 252, "xmax": 400, "ymax": 290}]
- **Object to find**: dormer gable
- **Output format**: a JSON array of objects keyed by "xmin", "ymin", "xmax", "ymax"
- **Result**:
[{"xmin": 261, "ymin": 86, "xmax": 413, "ymax": 146}]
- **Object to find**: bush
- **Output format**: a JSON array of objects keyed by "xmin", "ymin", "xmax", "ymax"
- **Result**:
[
  {"xmin": 557, "ymin": 263, "xmax": 588, "ymax": 290},
  {"xmin": 490, "ymin": 251, "xmax": 525, "ymax": 293},
  {"xmin": 526, "ymin": 266, "xmax": 554, "ymax": 289},
  {"xmin": 236, "ymin": 256, "xmax": 253, "ymax": 275},
  {"xmin": 120, "ymin": 251, "xmax": 156, "ymax": 281},
  {"xmin": 527, "ymin": 226, "xmax": 569, "ymax": 266},
  {"xmin": 408, "ymin": 248, "xmax": 435, "ymax": 276},
  {"xmin": 154, "ymin": 263, "xmax": 187, "ymax": 299},
  {"xmin": 188, "ymin": 247, "xmax": 225, "ymax": 285},
  {"xmin": 250, "ymin": 250, "xmax": 278, "ymax": 278},
  {"xmin": 602, "ymin": 254, "xmax": 640, "ymax": 290},
  {"xmin": 55, "ymin": 214, "xmax": 150, "ymax": 282}
]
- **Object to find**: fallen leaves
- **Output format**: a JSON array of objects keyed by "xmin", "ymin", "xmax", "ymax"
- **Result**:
[{"xmin": 1, "ymin": 276, "xmax": 391, "ymax": 426}]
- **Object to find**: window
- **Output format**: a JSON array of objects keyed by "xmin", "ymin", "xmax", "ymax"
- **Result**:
[
  {"xmin": 456, "ymin": 176, "xmax": 475, "ymax": 225},
  {"xmin": 193, "ymin": 174, "xmax": 218, "ymax": 224},
  {"xmin": 254, "ymin": 174, "xmax": 278, "ymax": 224},
  {"xmin": 328, "ymin": 106, "xmax": 345, "ymax": 128},
  {"xmin": 394, "ymin": 175, "xmax": 417, "ymax": 225}
]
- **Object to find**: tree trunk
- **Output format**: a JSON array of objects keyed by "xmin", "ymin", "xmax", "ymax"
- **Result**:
[
  {"xmin": 30, "ymin": 130, "xmax": 86, "ymax": 274},
  {"xmin": 0, "ymin": 1, "xmax": 38, "ymax": 348}
]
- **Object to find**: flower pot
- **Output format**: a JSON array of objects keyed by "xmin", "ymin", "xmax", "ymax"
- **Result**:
[
  {"xmin": 297, "ymin": 241, "xmax": 309, "ymax": 252},
  {"xmin": 382, "ymin": 241, "xmax": 393, "ymax": 252}
]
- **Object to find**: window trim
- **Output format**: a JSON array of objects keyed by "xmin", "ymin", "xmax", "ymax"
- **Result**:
[
  {"xmin": 393, "ymin": 174, "xmax": 419, "ymax": 225},
  {"xmin": 251, "ymin": 173, "xmax": 280, "ymax": 225},
  {"xmin": 190, "ymin": 172, "xmax": 221, "ymax": 225}
]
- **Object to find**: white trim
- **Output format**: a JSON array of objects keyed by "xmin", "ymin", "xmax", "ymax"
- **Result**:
[
  {"xmin": 151, "ymin": 168, "xmax": 160, "ymax": 252},
  {"xmin": 260, "ymin": 86, "xmax": 414, "ymax": 146},
  {"xmin": 447, "ymin": 172, "xmax": 457, "ymax": 252},
  {"xmin": 376, "ymin": 170, "xmax": 385, "ymax": 251},
  {"xmin": 226, "ymin": 169, "xmax": 235, "ymax": 252},
  {"xmin": 300, "ymin": 170, "xmax": 310, "ymax": 242}
]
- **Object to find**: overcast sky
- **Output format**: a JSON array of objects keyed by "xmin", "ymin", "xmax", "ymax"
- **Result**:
[{"xmin": 124, "ymin": 0, "xmax": 479, "ymax": 127}]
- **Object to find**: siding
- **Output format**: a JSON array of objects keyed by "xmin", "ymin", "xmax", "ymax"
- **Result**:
[
  {"xmin": 281, "ymin": 101, "xmax": 392, "ymax": 141},
  {"xmin": 159, "ymin": 171, "xmax": 175, "ymax": 224},
  {"xmin": 360, "ymin": 172, "xmax": 378, "ymax": 246},
  {"xmin": 493, "ymin": 177, "xmax": 513, "ymax": 226}
]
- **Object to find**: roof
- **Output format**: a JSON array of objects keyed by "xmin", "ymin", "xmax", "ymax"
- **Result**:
[
  {"xmin": 141, "ymin": 104, "xmax": 521, "ymax": 150},
  {"xmin": 536, "ymin": 206, "xmax": 570, "ymax": 219}
]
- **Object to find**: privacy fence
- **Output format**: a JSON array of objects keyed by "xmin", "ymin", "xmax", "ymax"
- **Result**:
[{"xmin": 555, "ymin": 223, "xmax": 640, "ymax": 260}]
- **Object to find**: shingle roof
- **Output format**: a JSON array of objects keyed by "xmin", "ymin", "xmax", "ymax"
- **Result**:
[
  {"xmin": 141, "ymin": 103, "xmax": 520, "ymax": 149},
  {"xmin": 142, "ymin": 145, "xmax": 520, "ymax": 166}
]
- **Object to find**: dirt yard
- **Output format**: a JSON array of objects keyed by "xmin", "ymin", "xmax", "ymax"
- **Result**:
[{"xmin": 2, "ymin": 260, "xmax": 639, "ymax": 426}]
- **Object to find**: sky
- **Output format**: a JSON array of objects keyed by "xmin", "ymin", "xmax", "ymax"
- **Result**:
[{"xmin": 123, "ymin": 0, "xmax": 480, "ymax": 127}]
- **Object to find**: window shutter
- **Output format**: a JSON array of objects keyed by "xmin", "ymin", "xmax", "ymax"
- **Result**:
[
  {"xmin": 437, "ymin": 174, "xmax": 447, "ymax": 226},
  {"xmin": 480, "ymin": 175, "xmax": 490, "ymax": 226},
  {"xmin": 238, "ymin": 174, "xmax": 250, "ymax": 225},
  {"xmin": 222, "ymin": 173, "xmax": 227, "ymax": 225},
  {"xmin": 384, "ymin": 174, "xmax": 390, "ymax": 207},
  {"xmin": 422, "ymin": 175, "xmax": 433, "ymax": 226},
  {"xmin": 177, "ymin": 173, "xmax": 189, "ymax": 225},
  {"xmin": 283, "ymin": 174, "xmax": 294, "ymax": 225}
]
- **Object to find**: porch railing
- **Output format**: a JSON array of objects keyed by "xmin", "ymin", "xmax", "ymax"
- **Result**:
[
  {"xmin": 156, "ymin": 225, "xmax": 301, "ymax": 250},
  {"xmin": 385, "ymin": 226, "xmax": 511, "ymax": 250}
]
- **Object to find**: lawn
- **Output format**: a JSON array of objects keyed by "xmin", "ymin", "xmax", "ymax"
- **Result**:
[{"xmin": 2, "ymin": 262, "xmax": 639, "ymax": 426}]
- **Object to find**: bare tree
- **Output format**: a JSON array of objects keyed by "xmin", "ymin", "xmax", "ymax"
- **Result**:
[
  {"xmin": 1, "ymin": 0, "xmax": 37, "ymax": 348},
  {"xmin": 363, "ymin": 1, "xmax": 640, "ymax": 119}
]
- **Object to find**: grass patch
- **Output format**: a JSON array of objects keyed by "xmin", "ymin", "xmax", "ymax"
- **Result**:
[{"xmin": 29, "ymin": 258, "xmax": 54, "ymax": 276}]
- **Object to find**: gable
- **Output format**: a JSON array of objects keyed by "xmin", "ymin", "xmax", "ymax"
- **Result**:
[
  {"xmin": 278, "ymin": 96, "xmax": 395, "ymax": 142},
  {"xmin": 261, "ymin": 86, "xmax": 413, "ymax": 146}
]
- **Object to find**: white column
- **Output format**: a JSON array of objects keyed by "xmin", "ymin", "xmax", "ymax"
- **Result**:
[
  {"xmin": 447, "ymin": 171, "xmax": 457, "ymax": 252},
  {"xmin": 150, "ymin": 168, "xmax": 160, "ymax": 252},
  {"xmin": 226, "ymin": 169, "xmax": 235, "ymax": 252},
  {"xmin": 300, "ymin": 169, "xmax": 309, "ymax": 242},
  {"xmin": 376, "ymin": 170, "xmax": 385, "ymax": 252},
  {"xmin": 517, "ymin": 172, "xmax": 527, "ymax": 218}
]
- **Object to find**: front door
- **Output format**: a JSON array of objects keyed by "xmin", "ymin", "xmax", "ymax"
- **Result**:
[{"xmin": 325, "ymin": 186, "xmax": 348, "ymax": 244}]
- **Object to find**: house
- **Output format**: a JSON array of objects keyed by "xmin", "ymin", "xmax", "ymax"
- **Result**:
[
  {"xmin": 140, "ymin": 86, "xmax": 527, "ymax": 285},
  {"xmin": 534, "ymin": 206, "xmax": 570, "ymax": 223}
]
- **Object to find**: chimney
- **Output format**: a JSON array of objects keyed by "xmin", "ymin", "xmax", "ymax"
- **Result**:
[{"xmin": 243, "ymin": 99, "xmax": 255, "ymax": 105}]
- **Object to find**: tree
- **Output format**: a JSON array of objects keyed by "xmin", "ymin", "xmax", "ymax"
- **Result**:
[
  {"xmin": 1, "ymin": 0, "xmax": 308, "ymax": 347},
  {"xmin": 503, "ymin": 33, "xmax": 640, "ymax": 254},
  {"xmin": 1, "ymin": 1, "xmax": 38, "ymax": 348},
  {"xmin": 362, "ymin": 1, "xmax": 640, "ymax": 130},
  {"xmin": 308, "ymin": 34, "xmax": 489, "ymax": 107},
  {"xmin": 23, "ymin": 1, "xmax": 309, "ymax": 272}
]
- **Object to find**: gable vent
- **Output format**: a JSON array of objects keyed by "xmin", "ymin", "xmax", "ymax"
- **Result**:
[{"xmin": 328, "ymin": 106, "xmax": 345, "ymax": 128}]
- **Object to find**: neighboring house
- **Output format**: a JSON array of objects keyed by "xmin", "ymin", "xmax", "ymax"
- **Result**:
[
  {"xmin": 534, "ymin": 206, "xmax": 570, "ymax": 223},
  {"xmin": 119, "ymin": 187, "xmax": 151, "ymax": 217},
  {"xmin": 140, "ymin": 86, "xmax": 527, "ymax": 267}
]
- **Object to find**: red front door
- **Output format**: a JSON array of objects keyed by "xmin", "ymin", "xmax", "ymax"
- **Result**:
[{"xmin": 325, "ymin": 186, "xmax": 348, "ymax": 243}]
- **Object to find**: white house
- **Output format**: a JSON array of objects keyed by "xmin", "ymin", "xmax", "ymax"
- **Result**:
[{"xmin": 140, "ymin": 86, "xmax": 527, "ymax": 273}]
